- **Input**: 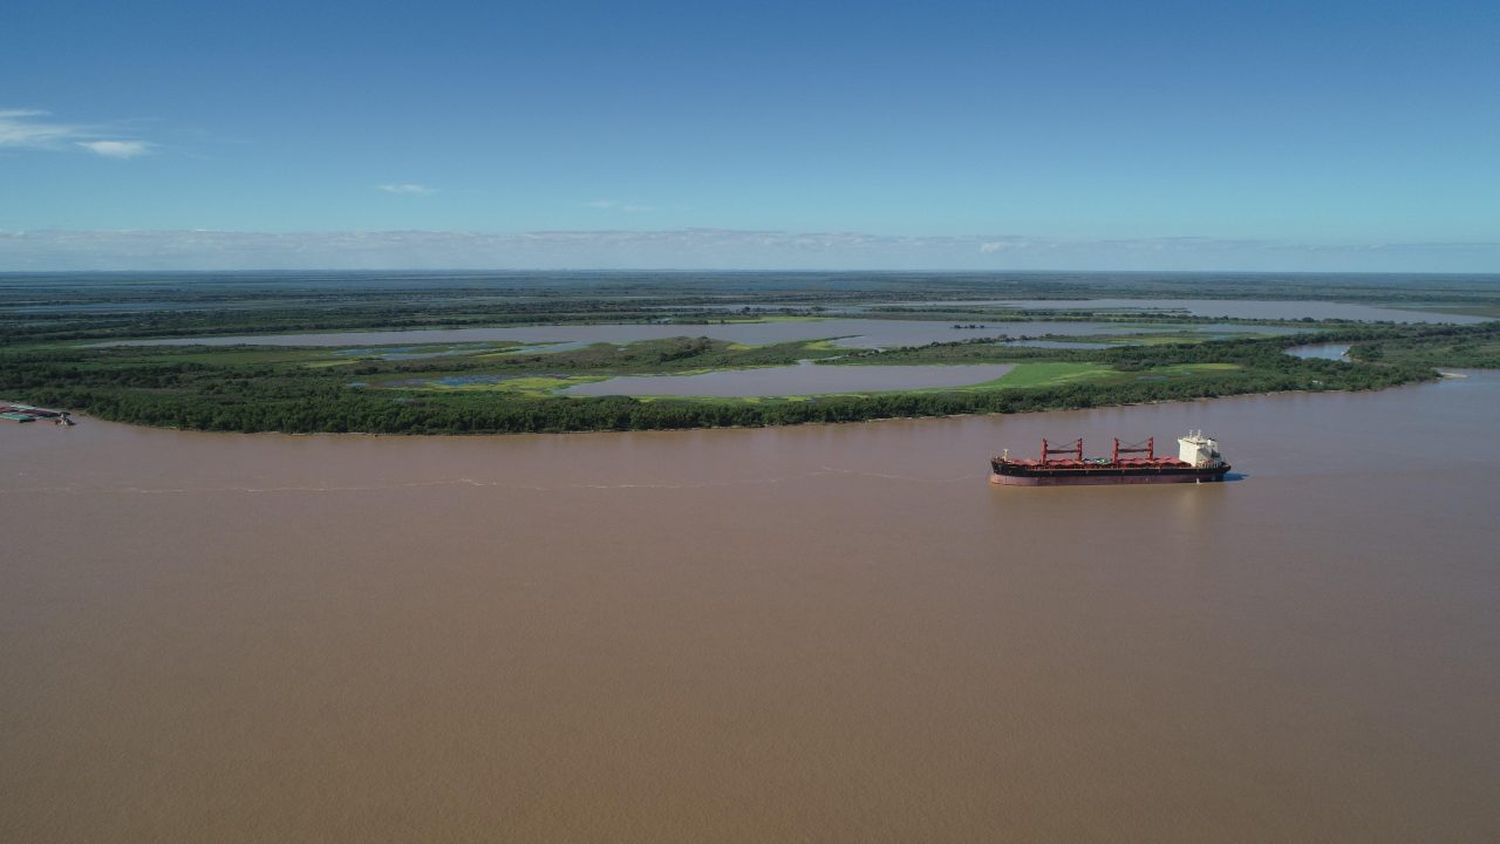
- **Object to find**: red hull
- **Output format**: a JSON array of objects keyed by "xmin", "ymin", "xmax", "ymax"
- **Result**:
[{"xmin": 990, "ymin": 471, "xmax": 1226, "ymax": 486}]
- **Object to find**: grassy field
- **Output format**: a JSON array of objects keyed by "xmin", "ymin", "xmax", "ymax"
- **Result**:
[
  {"xmin": 991, "ymin": 362, "xmax": 1115, "ymax": 388},
  {"xmin": 405, "ymin": 374, "xmax": 610, "ymax": 397}
]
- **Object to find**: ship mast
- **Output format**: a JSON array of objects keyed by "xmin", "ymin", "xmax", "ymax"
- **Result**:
[
  {"xmin": 1040, "ymin": 438, "xmax": 1084, "ymax": 464},
  {"xmin": 1111, "ymin": 437, "xmax": 1154, "ymax": 464}
]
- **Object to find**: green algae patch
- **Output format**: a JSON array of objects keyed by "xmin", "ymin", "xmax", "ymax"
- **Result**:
[
  {"xmin": 1148, "ymin": 363, "xmax": 1243, "ymax": 375},
  {"xmin": 373, "ymin": 373, "xmax": 610, "ymax": 396},
  {"xmin": 991, "ymin": 362, "xmax": 1117, "ymax": 389}
]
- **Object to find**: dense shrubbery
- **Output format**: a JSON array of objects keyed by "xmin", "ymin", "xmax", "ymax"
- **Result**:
[
  {"xmin": 1346, "ymin": 322, "xmax": 1500, "ymax": 369},
  {"xmin": 0, "ymin": 330, "xmax": 1442, "ymax": 434}
]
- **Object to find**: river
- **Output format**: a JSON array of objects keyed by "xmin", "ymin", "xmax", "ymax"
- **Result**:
[{"xmin": 3, "ymin": 374, "xmax": 1498, "ymax": 841}]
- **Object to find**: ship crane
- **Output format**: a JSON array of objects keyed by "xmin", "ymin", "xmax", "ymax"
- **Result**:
[
  {"xmin": 1039, "ymin": 437, "xmax": 1083, "ymax": 464},
  {"xmin": 1112, "ymin": 437, "xmax": 1154, "ymax": 463}
]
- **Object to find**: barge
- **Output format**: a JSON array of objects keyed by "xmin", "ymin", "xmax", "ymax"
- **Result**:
[
  {"xmin": 990, "ymin": 432, "xmax": 1229, "ymax": 486},
  {"xmin": 1, "ymin": 401, "xmax": 73, "ymax": 425}
]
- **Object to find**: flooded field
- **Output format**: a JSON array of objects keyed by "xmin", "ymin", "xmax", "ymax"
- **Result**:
[
  {"xmin": 562, "ymin": 362, "xmax": 1014, "ymax": 397},
  {"xmin": 897, "ymin": 298, "xmax": 1491, "ymax": 323},
  {"xmin": 4, "ymin": 373, "xmax": 1499, "ymax": 841},
  {"xmin": 1286, "ymin": 343, "xmax": 1352, "ymax": 360},
  {"xmin": 117, "ymin": 319, "xmax": 1201, "ymax": 350}
]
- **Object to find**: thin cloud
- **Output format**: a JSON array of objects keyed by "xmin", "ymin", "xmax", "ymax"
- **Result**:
[
  {"xmin": 77, "ymin": 140, "xmax": 152, "ymax": 159},
  {"xmin": 0, "ymin": 109, "xmax": 80, "ymax": 148},
  {"xmin": 377, "ymin": 183, "xmax": 435, "ymax": 195},
  {"xmin": 0, "ymin": 108, "xmax": 154, "ymax": 158}
]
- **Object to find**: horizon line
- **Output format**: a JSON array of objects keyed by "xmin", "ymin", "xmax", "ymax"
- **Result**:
[
  {"xmin": 4, "ymin": 227, "xmax": 1499, "ymax": 274},
  {"xmin": 5, "ymin": 267, "xmax": 1500, "ymax": 277}
]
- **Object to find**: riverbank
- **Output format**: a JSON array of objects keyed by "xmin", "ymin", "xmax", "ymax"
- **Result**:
[{"xmin": 0, "ymin": 329, "xmax": 1457, "ymax": 435}]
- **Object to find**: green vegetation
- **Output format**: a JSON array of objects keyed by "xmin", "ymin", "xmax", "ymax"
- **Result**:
[
  {"xmin": 414, "ymin": 375, "xmax": 610, "ymax": 397},
  {"xmin": 1347, "ymin": 321, "xmax": 1500, "ymax": 369},
  {"xmin": 0, "ymin": 328, "xmax": 1454, "ymax": 435},
  {"xmin": 991, "ymin": 362, "xmax": 1115, "ymax": 389},
  {"xmin": 2, "ymin": 273, "xmax": 1494, "ymax": 435}
]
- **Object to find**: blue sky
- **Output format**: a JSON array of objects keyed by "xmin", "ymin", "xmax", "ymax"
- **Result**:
[{"xmin": 2, "ymin": 0, "xmax": 1498, "ymax": 270}]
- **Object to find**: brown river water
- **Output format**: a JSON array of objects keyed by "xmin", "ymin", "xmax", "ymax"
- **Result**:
[{"xmin": 4, "ymin": 374, "xmax": 1499, "ymax": 842}]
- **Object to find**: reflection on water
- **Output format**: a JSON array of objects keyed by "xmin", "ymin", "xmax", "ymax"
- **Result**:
[
  {"xmin": 1286, "ymin": 343, "xmax": 1352, "ymax": 361},
  {"xmin": 3, "ymin": 373, "xmax": 1500, "ymax": 841}
]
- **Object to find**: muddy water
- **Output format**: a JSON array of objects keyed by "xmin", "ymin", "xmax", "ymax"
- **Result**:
[{"xmin": 3, "ymin": 375, "xmax": 1500, "ymax": 842}]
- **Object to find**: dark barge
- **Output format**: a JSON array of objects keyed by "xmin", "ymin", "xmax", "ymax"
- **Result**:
[{"xmin": 1, "ymin": 401, "xmax": 74, "ymax": 425}]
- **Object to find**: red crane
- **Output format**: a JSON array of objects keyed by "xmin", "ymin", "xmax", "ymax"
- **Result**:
[
  {"xmin": 1111, "ymin": 437, "xmax": 1154, "ymax": 463},
  {"xmin": 1039, "ymin": 438, "xmax": 1084, "ymax": 464}
]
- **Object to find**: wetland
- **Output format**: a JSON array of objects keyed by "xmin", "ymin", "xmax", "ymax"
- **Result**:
[{"xmin": 3, "ymin": 270, "xmax": 1498, "ymax": 434}]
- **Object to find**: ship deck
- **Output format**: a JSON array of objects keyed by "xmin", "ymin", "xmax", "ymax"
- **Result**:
[{"xmin": 994, "ymin": 457, "xmax": 1193, "ymax": 470}]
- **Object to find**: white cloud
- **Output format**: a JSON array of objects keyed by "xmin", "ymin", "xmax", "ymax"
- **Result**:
[
  {"xmin": 77, "ymin": 140, "xmax": 152, "ymax": 159},
  {"xmin": 0, "ymin": 109, "xmax": 79, "ymax": 148},
  {"xmin": 377, "ymin": 183, "xmax": 435, "ymax": 195},
  {"xmin": 0, "ymin": 108, "xmax": 155, "ymax": 158}
]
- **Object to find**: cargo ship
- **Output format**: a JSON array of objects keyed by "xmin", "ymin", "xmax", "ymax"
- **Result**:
[{"xmin": 990, "ymin": 432, "xmax": 1229, "ymax": 486}]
